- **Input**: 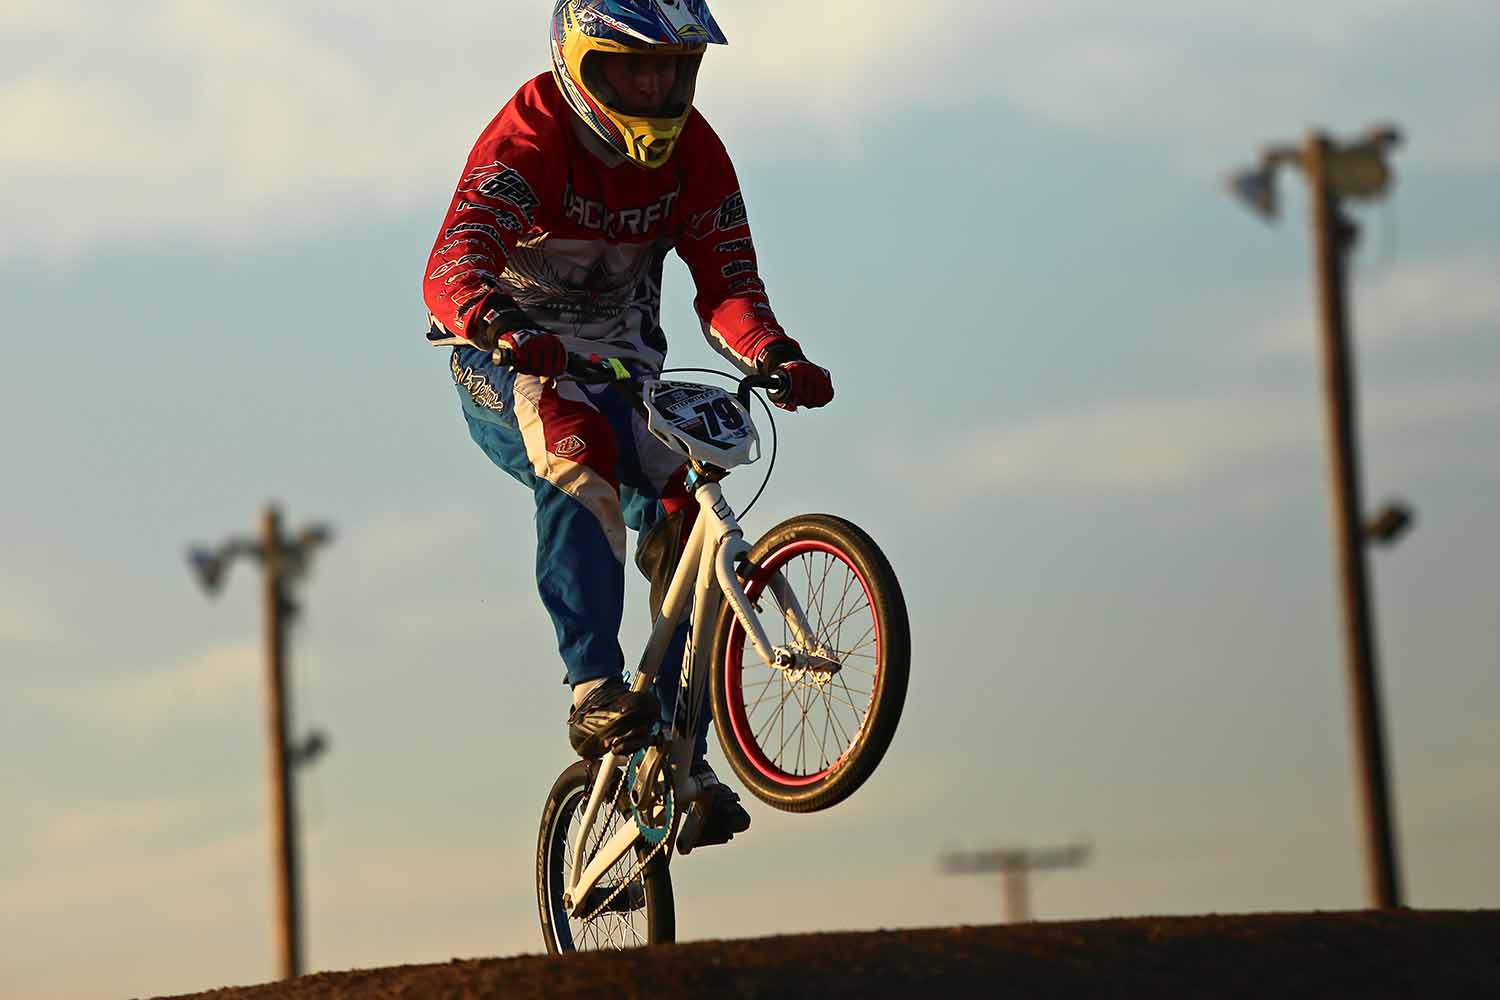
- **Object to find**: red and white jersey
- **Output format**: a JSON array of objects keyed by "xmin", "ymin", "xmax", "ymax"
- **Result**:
[{"xmin": 423, "ymin": 73, "xmax": 796, "ymax": 373}]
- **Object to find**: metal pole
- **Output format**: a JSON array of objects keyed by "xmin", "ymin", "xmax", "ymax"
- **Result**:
[
  {"xmin": 1304, "ymin": 133, "xmax": 1403, "ymax": 908},
  {"xmin": 1000, "ymin": 867, "xmax": 1030, "ymax": 924},
  {"xmin": 261, "ymin": 505, "xmax": 303, "ymax": 976}
]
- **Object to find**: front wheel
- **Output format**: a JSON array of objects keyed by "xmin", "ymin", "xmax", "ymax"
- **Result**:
[
  {"xmin": 535, "ymin": 760, "xmax": 674, "ymax": 953},
  {"xmin": 710, "ymin": 514, "xmax": 910, "ymax": 813}
]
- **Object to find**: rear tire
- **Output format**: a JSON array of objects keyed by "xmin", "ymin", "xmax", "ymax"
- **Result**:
[
  {"xmin": 536, "ymin": 760, "xmax": 674, "ymax": 952},
  {"xmin": 710, "ymin": 514, "xmax": 910, "ymax": 813}
]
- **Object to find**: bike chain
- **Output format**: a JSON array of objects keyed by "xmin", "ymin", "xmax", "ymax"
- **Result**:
[
  {"xmin": 578, "ymin": 754, "xmax": 676, "ymax": 925},
  {"xmin": 578, "ymin": 810, "xmax": 675, "ymax": 925}
]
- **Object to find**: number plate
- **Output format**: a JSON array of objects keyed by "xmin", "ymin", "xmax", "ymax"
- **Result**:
[{"xmin": 644, "ymin": 381, "xmax": 759, "ymax": 467}]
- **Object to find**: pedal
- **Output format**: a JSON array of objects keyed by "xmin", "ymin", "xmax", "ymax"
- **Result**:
[
  {"xmin": 675, "ymin": 796, "xmax": 749, "ymax": 853},
  {"xmin": 675, "ymin": 802, "xmax": 707, "ymax": 855}
]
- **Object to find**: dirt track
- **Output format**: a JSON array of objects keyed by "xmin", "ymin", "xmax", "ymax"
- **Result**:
[{"xmin": 150, "ymin": 909, "xmax": 1497, "ymax": 999}]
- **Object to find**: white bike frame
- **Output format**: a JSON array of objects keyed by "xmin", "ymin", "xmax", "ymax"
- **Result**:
[{"xmin": 563, "ymin": 474, "xmax": 818, "ymax": 918}]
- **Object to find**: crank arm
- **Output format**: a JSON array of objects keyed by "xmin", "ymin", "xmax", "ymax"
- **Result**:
[{"xmin": 565, "ymin": 819, "xmax": 644, "ymax": 918}]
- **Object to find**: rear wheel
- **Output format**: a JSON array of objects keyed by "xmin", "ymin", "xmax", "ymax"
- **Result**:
[
  {"xmin": 710, "ymin": 514, "xmax": 910, "ymax": 813},
  {"xmin": 536, "ymin": 760, "xmax": 674, "ymax": 952}
]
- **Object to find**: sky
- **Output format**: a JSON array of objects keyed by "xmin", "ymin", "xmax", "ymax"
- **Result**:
[{"xmin": 3, "ymin": 1, "xmax": 1498, "ymax": 997}]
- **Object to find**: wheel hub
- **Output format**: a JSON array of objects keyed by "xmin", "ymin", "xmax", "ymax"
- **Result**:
[{"xmin": 775, "ymin": 645, "xmax": 841, "ymax": 687}]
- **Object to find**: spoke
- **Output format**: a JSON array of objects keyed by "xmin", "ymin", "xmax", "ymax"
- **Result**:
[
  {"xmin": 836, "ymin": 674, "xmax": 869, "ymax": 731},
  {"xmin": 744, "ymin": 654, "xmax": 780, "ymax": 718},
  {"xmin": 817, "ymin": 686, "xmax": 835, "ymax": 769},
  {"xmin": 776, "ymin": 679, "xmax": 814, "ymax": 766},
  {"xmin": 827, "ymin": 565, "xmax": 858, "ymax": 655},
  {"xmin": 799, "ymin": 677, "xmax": 817, "ymax": 773},
  {"xmin": 779, "ymin": 670, "xmax": 785, "ymax": 767},
  {"xmin": 754, "ymin": 675, "xmax": 789, "ymax": 746},
  {"xmin": 797, "ymin": 688, "xmax": 808, "ymax": 773},
  {"xmin": 805, "ymin": 555, "xmax": 831, "ymax": 640},
  {"xmin": 843, "ymin": 619, "xmax": 877, "ymax": 652},
  {"xmin": 825, "ymin": 695, "xmax": 854, "ymax": 752},
  {"xmin": 814, "ymin": 604, "xmax": 873, "ymax": 644},
  {"xmin": 821, "ymin": 686, "xmax": 868, "ymax": 713}
]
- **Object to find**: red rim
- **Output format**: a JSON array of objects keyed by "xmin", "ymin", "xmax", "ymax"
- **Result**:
[{"xmin": 722, "ymin": 539, "xmax": 881, "ymax": 787}]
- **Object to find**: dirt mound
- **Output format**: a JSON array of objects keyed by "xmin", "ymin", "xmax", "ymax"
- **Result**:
[{"xmin": 149, "ymin": 909, "xmax": 1497, "ymax": 999}]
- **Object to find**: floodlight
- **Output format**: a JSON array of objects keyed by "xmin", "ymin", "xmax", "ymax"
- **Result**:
[
  {"xmin": 187, "ymin": 545, "xmax": 228, "ymax": 596},
  {"xmin": 1365, "ymin": 501, "xmax": 1414, "ymax": 546},
  {"xmin": 1226, "ymin": 165, "xmax": 1279, "ymax": 221}
]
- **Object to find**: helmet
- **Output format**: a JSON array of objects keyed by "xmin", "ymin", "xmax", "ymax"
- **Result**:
[{"xmin": 550, "ymin": 0, "xmax": 728, "ymax": 169}]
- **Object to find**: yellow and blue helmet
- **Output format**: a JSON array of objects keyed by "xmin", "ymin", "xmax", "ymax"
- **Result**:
[{"xmin": 550, "ymin": 0, "xmax": 728, "ymax": 169}]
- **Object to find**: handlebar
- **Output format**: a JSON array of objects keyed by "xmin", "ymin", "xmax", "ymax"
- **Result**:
[{"xmin": 491, "ymin": 345, "xmax": 791, "ymax": 406}]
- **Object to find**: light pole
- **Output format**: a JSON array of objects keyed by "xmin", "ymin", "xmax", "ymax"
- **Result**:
[
  {"xmin": 188, "ymin": 504, "xmax": 332, "ymax": 978},
  {"xmin": 940, "ymin": 843, "xmax": 1091, "ymax": 923},
  {"xmin": 1225, "ymin": 124, "xmax": 1409, "ymax": 908}
]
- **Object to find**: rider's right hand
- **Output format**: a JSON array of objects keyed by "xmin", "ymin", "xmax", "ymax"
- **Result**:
[
  {"xmin": 496, "ymin": 329, "xmax": 567, "ymax": 377},
  {"xmin": 468, "ymin": 295, "xmax": 568, "ymax": 377}
]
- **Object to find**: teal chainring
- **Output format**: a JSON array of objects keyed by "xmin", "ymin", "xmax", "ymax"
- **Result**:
[{"xmin": 626, "ymin": 749, "xmax": 674, "ymax": 845}]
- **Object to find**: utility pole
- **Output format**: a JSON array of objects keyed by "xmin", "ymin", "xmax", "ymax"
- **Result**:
[
  {"xmin": 1226, "ymin": 125, "xmax": 1410, "ymax": 908},
  {"xmin": 940, "ymin": 843, "xmax": 1090, "ymax": 923},
  {"xmin": 188, "ymin": 504, "xmax": 332, "ymax": 978}
]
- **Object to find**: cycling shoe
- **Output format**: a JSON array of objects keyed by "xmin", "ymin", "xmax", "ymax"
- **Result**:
[{"xmin": 567, "ymin": 678, "xmax": 659, "ymax": 759}]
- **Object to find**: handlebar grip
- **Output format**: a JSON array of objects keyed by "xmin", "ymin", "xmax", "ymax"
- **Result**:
[
  {"xmin": 736, "ymin": 371, "xmax": 791, "ymax": 408},
  {"xmin": 567, "ymin": 354, "xmax": 632, "ymax": 383},
  {"xmin": 490, "ymin": 346, "xmax": 624, "ymax": 384},
  {"xmin": 765, "ymin": 371, "xmax": 792, "ymax": 406}
]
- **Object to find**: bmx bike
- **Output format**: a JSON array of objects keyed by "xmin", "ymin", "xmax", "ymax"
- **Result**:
[{"xmin": 516, "ymin": 350, "xmax": 911, "ymax": 953}]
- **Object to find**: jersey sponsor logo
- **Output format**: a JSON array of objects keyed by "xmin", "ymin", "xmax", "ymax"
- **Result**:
[
  {"xmin": 455, "ymin": 201, "xmax": 526, "ymax": 231},
  {"xmin": 429, "ymin": 253, "xmax": 490, "ymax": 280},
  {"xmin": 444, "ymin": 221, "xmax": 510, "ymax": 247},
  {"xmin": 716, "ymin": 191, "xmax": 747, "ymax": 231},
  {"xmin": 720, "ymin": 259, "xmax": 756, "ymax": 278},
  {"xmin": 562, "ymin": 181, "xmax": 680, "ymax": 238},
  {"xmin": 448, "ymin": 271, "xmax": 498, "ymax": 306},
  {"xmin": 435, "ymin": 237, "xmax": 493, "ymax": 257},
  {"xmin": 713, "ymin": 237, "xmax": 753, "ymax": 255},
  {"xmin": 552, "ymin": 434, "xmax": 587, "ymax": 459},
  {"xmin": 449, "ymin": 284, "xmax": 490, "ymax": 310},
  {"xmin": 727, "ymin": 275, "xmax": 765, "ymax": 293},
  {"xmin": 444, "ymin": 266, "xmax": 498, "ymax": 287},
  {"xmin": 458, "ymin": 162, "xmax": 540, "ymax": 223}
]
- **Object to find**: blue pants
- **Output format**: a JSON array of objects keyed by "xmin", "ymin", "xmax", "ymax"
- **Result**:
[{"xmin": 450, "ymin": 346, "xmax": 708, "ymax": 757}]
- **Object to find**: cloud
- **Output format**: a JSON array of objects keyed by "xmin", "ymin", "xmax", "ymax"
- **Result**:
[
  {"xmin": 1, "ymin": 1, "xmax": 1494, "ymax": 255},
  {"xmin": 947, "ymin": 376, "xmax": 1500, "ymax": 494},
  {"xmin": 345, "ymin": 505, "xmax": 477, "ymax": 577},
  {"xmin": 1256, "ymin": 252, "xmax": 1500, "ymax": 358},
  {"xmin": 8, "ymin": 820, "xmax": 264, "ymax": 917},
  {"xmin": 0, "ymin": 0, "xmax": 533, "ymax": 257},
  {"xmin": 37, "ymin": 797, "xmax": 206, "ymax": 855},
  {"xmin": 38, "ymin": 640, "xmax": 260, "ymax": 728},
  {"xmin": 0, "ymin": 580, "xmax": 61, "ymax": 642}
]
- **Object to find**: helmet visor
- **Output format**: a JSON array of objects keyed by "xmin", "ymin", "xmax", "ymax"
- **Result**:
[{"xmin": 581, "ymin": 49, "xmax": 704, "ymax": 120}]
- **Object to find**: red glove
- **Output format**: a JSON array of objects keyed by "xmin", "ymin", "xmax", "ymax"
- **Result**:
[
  {"xmin": 497, "ymin": 329, "xmax": 567, "ymax": 378},
  {"xmin": 776, "ymin": 360, "xmax": 834, "ymax": 410}
]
